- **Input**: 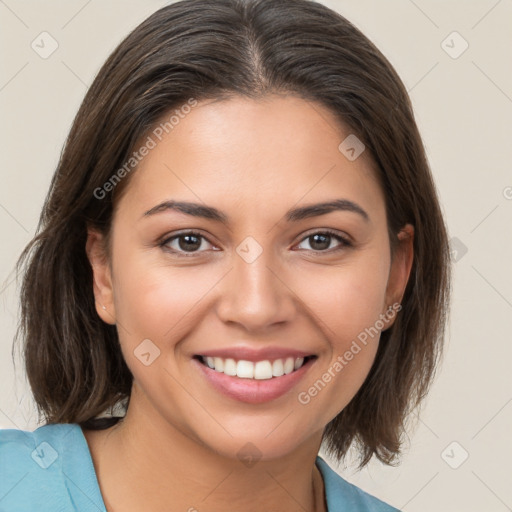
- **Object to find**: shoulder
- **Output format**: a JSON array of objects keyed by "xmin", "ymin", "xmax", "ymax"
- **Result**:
[
  {"xmin": 0, "ymin": 422, "xmax": 77, "ymax": 470},
  {"xmin": 1, "ymin": 422, "xmax": 76, "ymax": 451},
  {"xmin": 0, "ymin": 423, "xmax": 105, "ymax": 512},
  {"xmin": 316, "ymin": 456, "xmax": 401, "ymax": 512}
]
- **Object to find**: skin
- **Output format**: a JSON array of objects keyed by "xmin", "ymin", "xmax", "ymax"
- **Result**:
[{"xmin": 84, "ymin": 94, "xmax": 414, "ymax": 512}]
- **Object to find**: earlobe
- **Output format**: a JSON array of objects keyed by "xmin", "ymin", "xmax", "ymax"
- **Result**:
[
  {"xmin": 85, "ymin": 228, "xmax": 116, "ymax": 325},
  {"xmin": 383, "ymin": 223, "xmax": 414, "ymax": 327}
]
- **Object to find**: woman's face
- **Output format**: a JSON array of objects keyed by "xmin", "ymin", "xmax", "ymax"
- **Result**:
[{"xmin": 88, "ymin": 94, "xmax": 413, "ymax": 461}]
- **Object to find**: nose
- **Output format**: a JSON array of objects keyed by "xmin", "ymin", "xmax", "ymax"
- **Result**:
[{"xmin": 216, "ymin": 239, "xmax": 297, "ymax": 332}]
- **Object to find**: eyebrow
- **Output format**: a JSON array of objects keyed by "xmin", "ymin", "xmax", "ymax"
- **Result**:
[{"xmin": 142, "ymin": 198, "xmax": 370, "ymax": 224}]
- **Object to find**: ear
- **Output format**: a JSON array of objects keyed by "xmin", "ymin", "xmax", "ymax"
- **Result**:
[
  {"xmin": 86, "ymin": 227, "xmax": 116, "ymax": 325},
  {"xmin": 383, "ymin": 223, "xmax": 414, "ymax": 329}
]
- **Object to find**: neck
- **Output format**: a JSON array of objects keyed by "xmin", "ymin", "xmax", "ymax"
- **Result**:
[{"xmin": 83, "ymin": 384, "xmax": 327, "ymax": 512}]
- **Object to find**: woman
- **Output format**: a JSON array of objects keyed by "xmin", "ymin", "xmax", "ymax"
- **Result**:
[{"xmin": 0, "ymin": 0, "xmax": 451, "ymax": 510}]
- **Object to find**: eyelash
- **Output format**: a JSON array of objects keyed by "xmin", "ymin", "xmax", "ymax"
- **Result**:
[{"xmin": 158, "ymin": 229, "xmax": 353, "ymax": 258}]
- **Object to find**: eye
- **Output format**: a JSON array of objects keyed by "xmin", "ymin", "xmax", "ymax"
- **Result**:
[
  {"xmin": 295, "ymin": 229, "xmax": 352, "ymax": 253},
  {"xmin": 159, "ymin": 229, "xmax": 352, "ymax": 257},
  {"xmin": 159, "ymin": 231, "xmax": 217, "ymax": 257}
]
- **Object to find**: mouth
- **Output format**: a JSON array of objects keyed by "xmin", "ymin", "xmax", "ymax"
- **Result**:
[
  {"xmin": 192, "ymin": 353, "xmax": 318, "ymax": 404},
  {"xmin": 194, "ymin": 354, "xmax": 317, "ymax": 380}
]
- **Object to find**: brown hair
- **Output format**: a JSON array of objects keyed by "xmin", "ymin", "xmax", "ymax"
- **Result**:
[{"xmin": 13, "ymin": 0, "xmax": 451, "ymax": 468}]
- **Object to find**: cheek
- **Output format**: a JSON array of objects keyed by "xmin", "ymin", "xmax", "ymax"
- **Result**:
[
  {"xmin": 111, "ymin": 248, "xmax": 223, "ymax": 351},
  {"xmin": 288, "ymin": 253, "xmax": 390, "ymax": 421},
  {"xmin": 293, "ymin": 251, "xmax": 390, "ymax": 347}
]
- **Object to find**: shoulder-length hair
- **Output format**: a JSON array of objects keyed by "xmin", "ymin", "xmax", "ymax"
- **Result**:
[{"xmin": 14, "ymin": 0, "xmax": 451, "ymax": 468}]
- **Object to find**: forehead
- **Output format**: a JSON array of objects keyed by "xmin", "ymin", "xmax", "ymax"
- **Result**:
[{"xmin": 116, "ymin": 94, "xmax": 385, "ymax": 225}]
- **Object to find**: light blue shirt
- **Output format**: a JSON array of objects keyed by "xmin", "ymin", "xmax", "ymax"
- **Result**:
[{"xmin": 0, "ymin": 423, "xmax": 400, "ymax": 511}]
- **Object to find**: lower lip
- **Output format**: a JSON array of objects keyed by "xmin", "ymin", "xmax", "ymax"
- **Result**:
[{"xmin": 192, "ymin": 357, "xmax": 316, "ymax": 404}]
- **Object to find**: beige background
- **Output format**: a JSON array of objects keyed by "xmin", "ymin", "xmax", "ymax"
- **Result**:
[{"xmin": 1, "ymin": 1, "xmax": 511, "ymax": 511}]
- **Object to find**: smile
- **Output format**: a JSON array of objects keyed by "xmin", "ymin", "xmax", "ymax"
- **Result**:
[
  {"xmin": 197, "ymin": 355, "xmax": 315, "ymax": 380},
  {"xmin": 193, "ymin": 353, "xmax": 318, "ymax": 404}
]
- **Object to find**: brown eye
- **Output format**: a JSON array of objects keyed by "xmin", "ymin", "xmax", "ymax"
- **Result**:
[
  {"xmin": 160, "ymin": 231, "xmax": 215, "ymax": 256},
  {"xmin": 296, "ymin": 230, "xmax": 351, "ymax": 253}
]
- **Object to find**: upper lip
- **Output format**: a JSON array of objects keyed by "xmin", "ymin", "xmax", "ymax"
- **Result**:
[{"xmin": 194, "ymin": 346, "xmax": 316, "ymax": 362}]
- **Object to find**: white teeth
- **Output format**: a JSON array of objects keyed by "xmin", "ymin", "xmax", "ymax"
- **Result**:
[
  {"xmin": 223, "ymin": 358, "xmax": 237, "ymax": 376},
  {"xmin": 254, "ymin": 361, "xmax": 273, "ymax": 380},
  {"xmin": 213, "ymin": 357, "xmax": 224, "ymax": 372},
  {"xmin": 272, "ymin": 359, "xmax": 284, "ymax": 377},
  {"xmin": 200, "ymin": 355, "xmax": 310, "ymax": 379},
  {"xmin": 294, "ymin": 357, "xmax": 304, "ymax": 370},
  {"xmin": 283, "ymin": 357, "xmax": 295, "ymax": 375},
  {"xmin": 236, "ymin": 360, "xmax": 254, "ymax": 379}
]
